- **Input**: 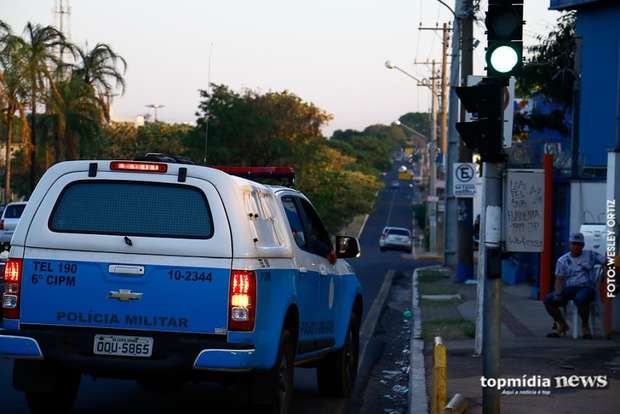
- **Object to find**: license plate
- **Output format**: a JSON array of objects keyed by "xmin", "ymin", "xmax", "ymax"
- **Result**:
[{"xmin": 93, "ymin": 334, "xmax": 153, "ymax": 357}]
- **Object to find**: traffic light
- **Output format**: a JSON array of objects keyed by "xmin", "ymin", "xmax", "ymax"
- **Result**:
[
  {"xmin": 455, "ymin": 78, "xmax": 506, "ymax": 163},
  {"xmin": 485, "ymin": 0, "xmax": 524, "ymax": 77}
]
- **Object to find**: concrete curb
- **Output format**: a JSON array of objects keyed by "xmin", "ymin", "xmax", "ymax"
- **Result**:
[{"xmin": 409, "ymin": 268, "xmax": 430, "ymax": 414}]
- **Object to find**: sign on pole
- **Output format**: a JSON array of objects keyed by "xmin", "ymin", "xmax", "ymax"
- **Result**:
[
  {"xmin": 453, "ymin": 163, "xmax": 477, "ymax": 198},
  {"xmin": 503, "ymin": 169, "xmax": 544, "ymax": 252}
]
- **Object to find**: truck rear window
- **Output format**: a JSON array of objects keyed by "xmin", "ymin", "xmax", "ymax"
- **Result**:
[{"xmin": 49, "ymin": 181, "xmax": 213, "ymax": 239}]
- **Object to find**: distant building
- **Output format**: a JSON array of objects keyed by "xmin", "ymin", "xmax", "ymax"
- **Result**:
[{"xmin": 135, "ymin": 115, "xmax": 145, "ymax": 127}]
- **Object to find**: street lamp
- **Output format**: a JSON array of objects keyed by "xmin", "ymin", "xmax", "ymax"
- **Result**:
[
  {"xmin": 145, "ymin": 104, "xmax": 165, "ymax": 122},
  {"xmin": 395, "ymin": 120, "xmax": 427, "ymax": 140},
  {"xmin": 385, "ymin": 60, "xmax": 427, "ymax": 84}
]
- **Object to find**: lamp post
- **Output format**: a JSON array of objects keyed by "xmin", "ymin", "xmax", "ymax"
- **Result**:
[
  {"xmin": 386, "ymin": 61, "xmax": 439, "ymax": 252},
  {"xmin": 145, "ymin": 104, "xmax": 165, "ymax": 122}
]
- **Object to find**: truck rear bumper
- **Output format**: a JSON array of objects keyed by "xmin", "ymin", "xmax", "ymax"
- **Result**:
[
  {"xmin": 0, "ymin": 335, "xmax": 44, "ymax": 359},
  {"xmin": 0, "ymin": 327, "xmax": 258, "ymax": 376},
  {"xmin": 193, "ymin": 348, "xmax": 256, "ymax": 371}
]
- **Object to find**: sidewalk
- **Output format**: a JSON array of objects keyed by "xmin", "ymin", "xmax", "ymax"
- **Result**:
[{"xmin": 423, "ymin": 271, "xmax": 620, "ymax": 413}]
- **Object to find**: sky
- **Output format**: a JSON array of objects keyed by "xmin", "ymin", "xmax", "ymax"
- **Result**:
[{"xmin": 1, "ymin": 0, "xmax": 560, "ymax": 135}]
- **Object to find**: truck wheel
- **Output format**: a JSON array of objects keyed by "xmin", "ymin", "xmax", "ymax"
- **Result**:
[
  {"xmin": 253, "ymin": 330, "xmax": 294, "ymax": 414},
  {"xmin": 317, "ymin": 312, "xmax": 359, "ymax": 397},
  {"xmin": 24, "ymin": 372, "xmax": 80, "ymax": 414}
]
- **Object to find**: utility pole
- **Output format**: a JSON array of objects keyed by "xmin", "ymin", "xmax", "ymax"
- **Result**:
[
  {"xmin": 418, "ymin": 24, "xmax": 452, "ymax": 171},
  {"xmin": 204, "ymin": 42, "xmax": 214, "ymax": 165},
  {"xmin": 441, "ymin": 23, "xmax": 450, "ymax": 172},
  {"xmin": 412, "ymin": 58, "xmax": 441, "ymax": 253},
  {"xmin": 443, "ymin": 4, "xmax": 462, "ymax": 269},
  {"xmin": 456, "ymin": 0, "xmax": 476, "ymax": 279},
  {"xmin": 430, "ymin": 60, "xmax": 439, "ymax": 253}
]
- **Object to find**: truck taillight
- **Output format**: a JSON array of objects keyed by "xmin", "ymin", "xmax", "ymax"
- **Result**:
[
  {"xmin": 228, "ymin": 270, "xmax": 256, "ymax": 331},
  {"xmin": 2, "ymin": 258, "xmax": 22, "ymax": 319},
  {"xmin": 0, "ymin": 220, "xmax": 3, "ymax": 230}
]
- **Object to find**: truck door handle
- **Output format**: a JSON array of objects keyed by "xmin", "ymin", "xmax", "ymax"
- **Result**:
[
  {"xmin": 298, "ymin": 266, "xmax": 308, "ymax": 274},
  {"xmin": 109, "ymin": 265, "xmax": 145, "ymax": 276}
]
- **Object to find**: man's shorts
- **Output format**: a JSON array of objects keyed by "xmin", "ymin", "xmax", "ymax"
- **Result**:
[{"xmin": 543, "ymin": 286, "xmax": 596, "ymax": 307}]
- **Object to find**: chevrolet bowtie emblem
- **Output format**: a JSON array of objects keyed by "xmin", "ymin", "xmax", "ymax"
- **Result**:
[{"xmin": 108, "ymin": 289, "xmax": 143, "ymax": 302}]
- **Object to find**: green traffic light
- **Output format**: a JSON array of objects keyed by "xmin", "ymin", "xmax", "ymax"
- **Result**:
[{"xmin": 490, "ymin": 45, "xmax": 519, "ymax": 73}]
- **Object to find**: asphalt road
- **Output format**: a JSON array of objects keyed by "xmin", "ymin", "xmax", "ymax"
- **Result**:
[{"xmin": 0, "ymin": 162, "xmax": 422, "ymax": 413}]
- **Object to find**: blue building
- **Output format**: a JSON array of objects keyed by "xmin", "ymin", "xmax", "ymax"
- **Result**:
[
  {"xmin": 549, "ymin": 0, "xmax": 620, "ymax": 333},
  {"xmin": 550, "ymin": 0, "xmax": 620, "ymax": 171}
]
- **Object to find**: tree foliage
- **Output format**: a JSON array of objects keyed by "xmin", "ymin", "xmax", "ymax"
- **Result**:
[
  {"xmin": 187, "ymin": 84, "xmax": 384, "ymax": 232},
  {"xmin": 512, "ymin": 12, "xmax": 577, "ymax": 145},
  {"xmin": 518, "ymin": 12, "xmax": 577, "ymax": 107}
]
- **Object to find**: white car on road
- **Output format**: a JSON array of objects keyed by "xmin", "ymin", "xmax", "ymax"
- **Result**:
[
  {"xmin": 0, "ymin": 202, "xmax": 26, "ymax": 250},
  {"xmin": 379, "ymin": 226, "xmax": 413, "ymax": 252}
]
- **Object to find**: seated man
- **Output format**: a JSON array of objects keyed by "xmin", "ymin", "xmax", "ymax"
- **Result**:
[{"xmin": 543, "ymin": 232, "xmax": 604, "ymax": 338}]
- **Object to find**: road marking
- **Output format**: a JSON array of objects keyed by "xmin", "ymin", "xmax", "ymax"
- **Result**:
[
  {"xmin": 385, "ymin": 189, "xmax": 397, "ymax": 226},
  {"xmin": 359, "ymin": 270, "xmax": 394, "ymax": 368},
  {"xmin": 357, "ymin": 214, "xmax": 370, "ymax": 239}
]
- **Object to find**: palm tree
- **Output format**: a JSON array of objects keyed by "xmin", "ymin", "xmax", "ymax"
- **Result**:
[
  {"xmin": 0, "ymin": 21, "xmax": 29, "ymax": 202},
  {"xmin": 73, "ymin": 43, "xmax": 127, "ymax": 122},
  {"xmin": 17, "ymin": 22, "xmax": 73, "ymax": 193},
  {"xmin": 45, "ymin": 76, "xmax": 103, "ymax": 161},
  {"xmin": 48, "ymin": 43, "xmax": 126, "ymax": 160}
]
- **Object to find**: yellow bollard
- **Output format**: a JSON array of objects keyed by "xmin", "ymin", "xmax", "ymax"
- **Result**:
[{"xmin": 431, "ymin": 336, "xmax": 448, "ymax": 414}]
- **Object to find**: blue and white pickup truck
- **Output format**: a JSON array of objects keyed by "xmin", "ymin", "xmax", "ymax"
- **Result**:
[{"xmin": 0, "ymin": 158, "xmax": 363, "ymax": 413}]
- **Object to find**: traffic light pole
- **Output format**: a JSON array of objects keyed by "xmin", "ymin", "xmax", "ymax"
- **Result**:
[
  {"xmin": 456, "ymin": 0, "xmax": 475, "ymax": 280},
  {"xmin": 481, "ymin": 161, "xmax": 503, "ymax": 414}
]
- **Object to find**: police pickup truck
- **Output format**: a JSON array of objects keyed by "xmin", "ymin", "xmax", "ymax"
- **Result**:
[{"xmin": 0, "ymin": 157, "xmax": 363, "ymax": 414}]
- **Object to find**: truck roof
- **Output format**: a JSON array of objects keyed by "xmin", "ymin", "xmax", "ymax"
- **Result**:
[{"xmin": 12, "ymin": 160, "xmax": 296, "ymax": 259}]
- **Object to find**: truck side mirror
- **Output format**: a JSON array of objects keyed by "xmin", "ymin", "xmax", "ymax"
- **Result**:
[{"xmin": 335, "ymin": 236, "xmax": 361, "ymax": 259}]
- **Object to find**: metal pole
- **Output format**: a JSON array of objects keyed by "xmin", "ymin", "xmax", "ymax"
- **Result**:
[
  {"xmin": 481, "ymin": 162, "xmax": 502, "ymax": 414},
  {"xmin": 429, "ymin": 60, "xmax": 438, "ymax": 253},
  {"xmin": 204, "ymin": 43, "xmax": 213, "ymax": 165},
  {"xmin": 441, "ymin": 23, "xmax": 449, "ymax": 171},
  {"xmin": 539, "ymin": 154, "xmax": 554, "ymax": 300},
  {"xmin": 456, "ymin": 0, "xmax": 475, "ymax": 279},
  {"xmin": 571, "ymin": 37, "xmax": 582, "ymax": 178},
  {"xmin": 443, "ymin": 1, "xmax": 464, "ymax": 268}
]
